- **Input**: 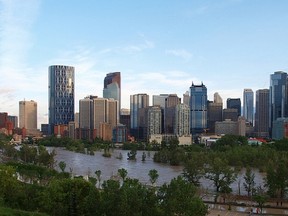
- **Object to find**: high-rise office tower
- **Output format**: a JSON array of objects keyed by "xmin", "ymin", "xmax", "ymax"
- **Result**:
[
  {"xmin": 227, "ymin": 98, "xmax": 241, "ymax": 117},
  {"xmin": 183, "ymin": 91, "xmax": 190, "ymax": 106},
  {"xmin": 255, "ymin": 89, "xmax": 269, "ymax": 138},
  {"xmin": 214, "ymin": 92, "xmax": 223, "ymax": 104},
  {"xmin": 19, "ymin": 100, "xmax": 37, "ymax": 131},
  {"xmin": 207, "ymin": 92, "xmax": 223, "ymax": 133},
  {"xmin": 269, "ymin": 71, "xmax": 288, "ymax": 129},
  {"xmin": 130, "ymin": 93, "xmax": 149, "ymax": 138},
  {"xmin": 103, "ymin": 72, "xmax": 121, "ymax": 117},
  {"xmin": 243, "ymin": 89, "xmax": 254, "ymax": 125},
  {"xmin": 138, "ymin": 106, "xmax": 162, "ymax": 140},
  {"xmin": 152, "ymin": 94, "xmax": 169, "ymax": 108},
  {"xmin": 190, "ymin": 82, "xmax": 207, "ymax": 134},
  {"xmin": 48, "ymin": 65, "xmax": 75, "ymax": 133},
  {"xmin": 164, "ymin": 94, "xmax": 181, "ymax": 134},
  {"xmin": 174, "ymin": 104, "xmax": 190, "ymax": 136}
]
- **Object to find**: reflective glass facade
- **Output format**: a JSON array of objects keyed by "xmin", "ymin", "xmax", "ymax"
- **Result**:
[
  {"xmin": 190, "ymin": 83, "xmax": 207, "ymax": 134},
  {"xmin": 48, "ymin": 65, "xmax": 75, "ymax": 129},
  {"xmin": 269, "ymin": 71, "xmax": 288, "ymax": 129},
  {"xmin": 243, "ymin": 89, "xmax": 254, "ymax": 125}
]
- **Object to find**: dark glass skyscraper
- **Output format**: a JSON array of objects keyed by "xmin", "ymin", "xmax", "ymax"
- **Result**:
[
  {"xmin": 255, "ymin": 89, "xmax": 269, "ymax": 138},
  {"xmin": 269, "ymin": 71, "xmax": 288, "ymax": 129},
  {"xmin": 243, "ymin": 89, "xmax": 254, "ymax": 125},
  {"xmin": 190, "ymin": 82, "xmax": 207, "ymax": 135},
  {"xmin": 227, "ymin": 98, "xmax": 241, "ymax": 117},
  {"xmin": 48, "ymin": 65, "xmax": 75, "ymax": 132}
]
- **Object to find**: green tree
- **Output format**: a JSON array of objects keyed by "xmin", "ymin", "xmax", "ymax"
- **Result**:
[
  {"xmin": 205, "ymin": 157, "xmax": 237, "ymax": 193},
  {"xmin": 148, "ymin": 169, "xmax": 159, "ymax": 186},
  {"xmin": 183, "ymin": 157, "xmax": 205, "ymax": 187},
  {"xmin": 158, "ymin": 176, "xmax": 207, "ymax": 216},
  {"xmin": 243, "ymin": 167, "xmax": 255, "ymax": 197},
  {"xmin": 58, "ymin": 161, "xmax": 66, "ymax": 173},
  {"xmin": 265, "ymin": 160, "xmax": 288, "ymax": 201},
  {"xmin": 118, "ymin": 168, "xmax": 128, "ymax": 182}
]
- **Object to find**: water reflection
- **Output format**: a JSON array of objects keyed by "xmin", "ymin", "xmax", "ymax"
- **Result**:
[
  {"xmin": 49, "ymin": 147, "xmax": 265, "ymax": 192},
  {"xmin": 50, "ymin": 148, "xmax": 182, "ymax": 186}
]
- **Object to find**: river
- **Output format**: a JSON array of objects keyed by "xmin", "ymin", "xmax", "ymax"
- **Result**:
[{"xmin": 49, "ymin": 147, "xmax": 265, "ymax": 194}]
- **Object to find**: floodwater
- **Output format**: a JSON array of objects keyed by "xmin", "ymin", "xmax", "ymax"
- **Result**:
[{"xmin": 48, "ymin": 147, "xmax": 266, "ymax": 194}]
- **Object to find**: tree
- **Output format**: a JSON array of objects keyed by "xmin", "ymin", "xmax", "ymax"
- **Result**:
[
  {"xmin": 58, "ymin": 161, "xmax": 66, "ymax": 173},
  {"xmin": 265, "ymin": 160, "xmax": 288, "ymax": 202},
  {"xmin": 158, "ymin": 176, "xmax": 208, "ymax": 216},
  {"xmin": 243, "ymin": 167, "xmax": 255, "ymax": 197},
  {"xmin": 182, "ymin": 157, "xmax": 205, "ymax": 187},
  {"xmin": 205, "ymin": 157, "xmax": 237, "ymax": 193},
  {"xmin": 127, "ymin": 148, "xmax": 137, "ymax": 160},
  {"xmin": 118, "ymin": 168, "xmax": 128, "ymax": 182},
  {"xmin": 253, "ymin": 186, "xmax": 268, "ymax": 215},
  {"xmin": 148, "ymin": 169, "xmax": 159, "ymax": 186},
  {"xmin": 95, "ymin": 170, "xmax": 102, "ymax": 188}
]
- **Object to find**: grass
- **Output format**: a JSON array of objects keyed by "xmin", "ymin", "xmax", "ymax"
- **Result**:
[{"xmin": 0, "ymin": 206, "xmax": 48, "ymax": 216}]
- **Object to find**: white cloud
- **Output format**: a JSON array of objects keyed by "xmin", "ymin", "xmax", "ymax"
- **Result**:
[{"xmin": 166, "ymin": 49, "xmax": 193, "ymax": 60}]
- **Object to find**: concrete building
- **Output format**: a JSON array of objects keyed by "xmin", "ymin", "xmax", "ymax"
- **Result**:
[
  {"xmin": 183, "ymin": 91, "xmax": 190, "ymax": 107},
  {"xmin": 207, "ymin": 92, "xmax": 223, "ymax": 134},
  {"xmin": 8, "ymin": 116, "xmax": 18, "ymax": 129},
  {"xmin": 174, "ymin": 104, "xmax": 190, "ymax": 136},
  {"xmin": 19, "ymin": 100, "xmax": 38, "ymax": 136},
  {"xmin": 223, "ymin": 108, "xmax": 238, "ymax": 122}
]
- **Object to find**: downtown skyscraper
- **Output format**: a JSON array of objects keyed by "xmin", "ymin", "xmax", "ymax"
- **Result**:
[
  {"xmin": 269, "ymin": 71, "xmax": 288, "ymax": 129},
  {"xmin": 19, "ymin": 100, "xmax": 37, "ymax": 134},
  {"xmin": 243, "ymin": 89, "xmax": 254, "ymax": 125},
  {"xmin": 48, "ymin": 65, "xmax": 75, "ymax": 133},
  {"xmin": 103, "ymin": 72, "xmax": 121, "ymax": 118},
  {"xmin": 130, "ymin": 93, "xmax": 149, "ymax": 138},
  {"xmin": 190, "ymin": 82, "xmax": 207, "ymax": 135},
  {"xmin": 255, "ymin": 89, "xmax": 269, "ymax": 138}
]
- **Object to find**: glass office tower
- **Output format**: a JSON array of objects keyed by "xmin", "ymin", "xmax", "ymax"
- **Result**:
[
  {"xmin": 190, "ymin": 82, "xmax": 207, "ymax": 135},
  {"xmin": 243, "ymin": 89, "xmax": 254, "ymax": 125},
  {"xmin": 269, "ymin": 71, "xmax": 288, "ymax": 129},
  {"xmin": 48, "ymin": 65, "xmax": 75, "ymax": 132},
  {"xmin": 103, "ymin": 72, "xmax": 121, "ymax": 108}
]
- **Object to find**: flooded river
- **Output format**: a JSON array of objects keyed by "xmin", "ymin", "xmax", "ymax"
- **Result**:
[{"xmin": 49, "ymin": 147, "xmax": 265, "ymax": 194}]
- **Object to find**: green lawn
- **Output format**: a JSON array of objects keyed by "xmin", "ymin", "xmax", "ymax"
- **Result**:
[{"xmin": 0, "ymin": 206, "xmax": 48, "ymax": 216}]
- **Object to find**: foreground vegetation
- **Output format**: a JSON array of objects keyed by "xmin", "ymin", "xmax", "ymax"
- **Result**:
[{"xmin": 1, "ymin": 133, "xmax": 288, "ymax": 215}]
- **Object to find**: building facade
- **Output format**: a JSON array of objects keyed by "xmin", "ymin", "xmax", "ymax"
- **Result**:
[
  {"xmin": 227, "ymin": 98, "xmax": 241, "ymax": 117},
  {"xmin": 130, "ymin": 93, "xmax": 149, "ymax": 138},
  {"xmin": 103, "ymin": 72, "xmax": 121, "ymax": 119},
  {"xmin": 243, "ymin": 89, "xmax": 254, "ymax": 125},
  {"xmin": 190, "ymin": 83, "xmax": 207, "ymax": 135},
  {"xmin": 174, "ymin": 104, "xmax": 190, "ymax": 136},
  {"xmin": 19, "ymin": 100, "xmax": 37, "ymax": 134},
  {"xmin": 255, "ymin": 89, "xmax": 270, "ymax": 138},
  {"xmin": 269, "ymin": 71, "xmax": 288, "ymax": 131},
  {"xmin": 48, "ymin": 65, "xmax": 75, "ymax": 133}
]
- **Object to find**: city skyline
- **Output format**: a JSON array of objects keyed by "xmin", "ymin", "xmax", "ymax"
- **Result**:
[{"xmin": 1, "ymin": 0, "xmax": 288, "ymax": 127}]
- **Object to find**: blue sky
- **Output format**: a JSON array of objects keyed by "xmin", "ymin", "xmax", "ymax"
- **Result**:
[{"xmin": 1, "ymin": 0, "xmax": 288, "ymax": 127}]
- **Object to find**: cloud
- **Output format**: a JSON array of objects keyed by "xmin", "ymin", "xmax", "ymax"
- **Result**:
[
  {"xmin": 122, "ymin": 38, "xmax": 154, "ymax": 53},
  {"xmin": 166, "ymin": 49, "xmax": 193, "ymax": 60},
  {"xmin": 0, "ymin": 0, "xmax": 40, "ymax": 115}
]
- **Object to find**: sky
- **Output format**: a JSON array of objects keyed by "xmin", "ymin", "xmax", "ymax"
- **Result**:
[{"xmin": 1, "ymin": 0, "xmax": 288, "ymax": 127}]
